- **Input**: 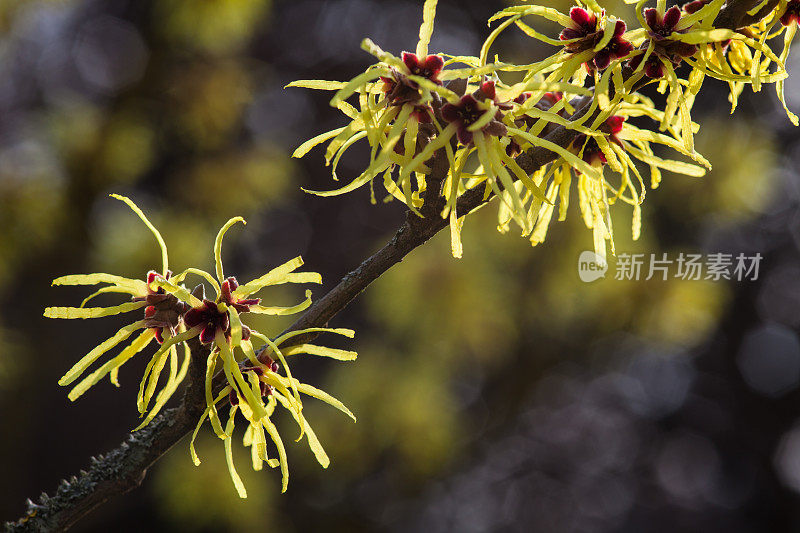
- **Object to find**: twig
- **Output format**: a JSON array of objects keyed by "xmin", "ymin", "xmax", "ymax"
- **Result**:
[{"xmin": 5, "ymin": 340, "xmax": 211, "ymax": 532}]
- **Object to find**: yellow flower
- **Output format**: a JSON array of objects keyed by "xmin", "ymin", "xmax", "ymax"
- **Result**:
[
  {"xmin": 286, "ymin": 0, "xmax": 798, "ymax": 263},
  {"xmin": 47, "ymin": 195, "xmax": 360, "ymax": 495},
  {"xmin": 190, "ymin": 351, "xmax": 357, "ymax": 497},
  {"xmin": 141, "ymin": 216, "xmax": 358, "ymax": 494},
  {"xmin": 676, "ymin": 0, "xmax": 796, "ymax": 124},
  {"xmin": 44, "ymin": 194, "xmax": 190, "ymax": 414},
  {"xmin": 286, "ymin": 0, "xmax": 503, "ymax": 213},
  {"xmin": 506, "ymin": 97, "xmax": 709, "ymax": 263}
]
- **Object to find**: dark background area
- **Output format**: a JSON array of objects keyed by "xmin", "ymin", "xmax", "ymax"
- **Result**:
[{"xmin": 2, "ymin": 0, "xmax": 800, "ymax": 531}]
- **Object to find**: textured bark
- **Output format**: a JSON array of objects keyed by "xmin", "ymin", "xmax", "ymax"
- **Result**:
[
  {"xmin": 715, "ymin": 0, "xmax": 782, "ymax": 28},
  {"xmin": 5, "ymin": 340, "xmax": 210, "ymax": 533}
]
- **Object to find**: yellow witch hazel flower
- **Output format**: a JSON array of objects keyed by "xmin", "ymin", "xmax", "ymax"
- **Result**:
[
  {"xmin": 46, "ymin": 195, "xmax": 358, "ymax": 495},
  {"xmin": 286, "ymin": 0, "xmax": 461, "ymax": 212},
  {"xmin": 624, "ymin": 0, "xmax": 794, "ymax": 122},
  {"xmin": 289, "ymin": 0, "xmax": 798, "ymax": 263},
  {"xmin": 45, "ymin": 194, "xmax": 191, "ymax": 412},
  {"xmin": 189, "ymin": 331, "xmax": 357, "ymax": 497},
  {"xmin": 482, "ymin": 0, "xmax": 637, "ymax": 84},
  {"xmin": 502, "ymin": 92, "xmax": 709, "ymax": 264},
  {"xmin": 684, "ymin": 0, "xmax": 799, "ymax": 124},
  {"xmin": 148, "ymin": 216, "xmax": 357, "ymax": 495},
  {"xmin": 288, "ymin": 0, "xmax": 594, "ymax": 255}
]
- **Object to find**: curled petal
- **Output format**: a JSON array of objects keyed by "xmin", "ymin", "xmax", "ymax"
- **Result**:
[
  {"xmin": 560, "ymin": 28, "xmax": 583, "ymax": 40},
  {"xmin": 614, "ymin": 20, "xmax": 627, "ymax": 37}
]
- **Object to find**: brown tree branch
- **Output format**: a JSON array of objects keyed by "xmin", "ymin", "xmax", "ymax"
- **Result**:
[
  {"xmin": 5, "ymin": 1, "xmax": 783, "ymax": 529},
  {"xmin": 5, "ymin": 339, "xmax": 211, "ymax": 532},
  {"xmin": 715, "ymin": 0, "xmax": 782, "ymax": 29}
]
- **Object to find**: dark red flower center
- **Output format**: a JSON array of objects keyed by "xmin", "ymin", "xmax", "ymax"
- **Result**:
[
  {"xmin": 379, "ymin": 52, "xmax": 444, "ymax": 119},
  {"xmin": 184, "ymin": 299, "xmax": 230, "ymax": 344},
  {"xmin": 560, "ymin": 7, "xmax": 599, "ymax": 40},
  {"xmin": 219, "ymin": 276, "xmax": 260, "ymax": 313},
  {"xmin": 645, "ymin": 6, "xmax": 682, "ymax": 39},
  {"xmin": 781, "ymin": 1, "xmax": 800, "ymax": 25},
  {"xmin": 559, "ymin": 8, "xmax": 633, "ymax": 71},
  {"xmin": 136, "ymin": 270, "xmax": 187, "ymax": 344},
  {"xmin": 401, "ymin": 52, "xmax": 444, "ymax": 83},
  {"xmin": 572, "ymin": 116, "xmax": 625, "ymax": 167}
]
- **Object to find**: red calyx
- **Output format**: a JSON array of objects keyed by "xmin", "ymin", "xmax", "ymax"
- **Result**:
[
  {"xmin": 401, "ymin": 52, "xmax": 444, "ymax": 85},
  {"xmin": 220, "ymin": 276, "xmax": 260, "ymax": 313},
  {"xmin": 185, "ymin": 300, "xmax": 230, "ymax": 344},
  {"xmin": 560, "ymin": 7, "xmax": 598, "ymax": 40},
  {"xmin": 781, "ymin": 1, "xmax": 800, "ymax": 25}
]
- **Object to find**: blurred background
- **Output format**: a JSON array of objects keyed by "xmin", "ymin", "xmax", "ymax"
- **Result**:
[{"xmin": 2, "ymin": 0, "xmax": 800, "ymax": 531}]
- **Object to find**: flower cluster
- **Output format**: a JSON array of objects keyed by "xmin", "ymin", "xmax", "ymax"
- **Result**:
[
  {"xmin": 559, "ymin": 6, "xmax": 634, "ymax": 72},
  {"xmin": 289, "ymin": 0, "xmax": 798, "ymax": 262},
  {"xmin": 628, "ymin": 5, "xmax": 698, "ymax": 79},
  {"xmin": 45, "ymin": 195, "xmax": 357, "ymax": 495}
]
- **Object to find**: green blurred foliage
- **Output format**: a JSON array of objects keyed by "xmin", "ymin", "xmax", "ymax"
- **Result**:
[
  {"xmin": 153, "ymin": 433, "xmax": 289, "ymax": 532},
  {"xmin": 154, "ymin": 0, "xmax": 271, "ymax": 56},
  {"xmin": 664, "ymin": 117, "xmax": 778, "ymax": 221},
  {"xmin": 166, "ymin": 61, "xmax": 254, "ymax": 150}
]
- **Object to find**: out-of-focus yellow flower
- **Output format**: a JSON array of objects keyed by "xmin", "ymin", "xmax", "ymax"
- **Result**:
[{"xmin": 681, "ymin": 0, "xmax": 797, "ymax": 124}]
